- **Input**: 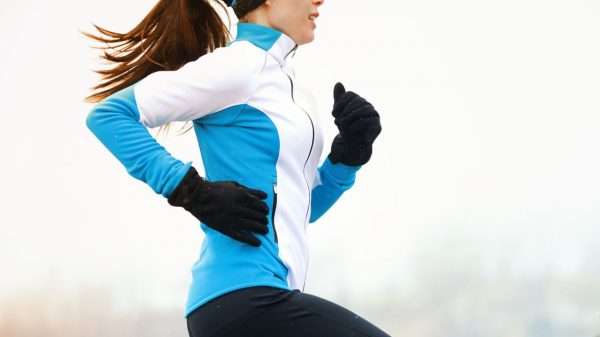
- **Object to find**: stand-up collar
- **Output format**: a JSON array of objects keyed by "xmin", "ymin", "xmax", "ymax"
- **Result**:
[{"xmin": 232, "ymin": 23, "xmax": 298, "ymax": 66}]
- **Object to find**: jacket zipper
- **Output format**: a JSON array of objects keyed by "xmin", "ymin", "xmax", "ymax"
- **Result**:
[
  {"xmin": 281, "ymin": 53, "xmax": 314, "ymax": 291},
  {"xmin": 282, "ymin": 47, "xmax": 315, "ymax": 204},
  {"xmin": 282, "ymin": 71, "xmax": 315, "ymax": 224},
  {"xmin": 272, "ymin": 183, "xmax": 279, "ymax": 243}
]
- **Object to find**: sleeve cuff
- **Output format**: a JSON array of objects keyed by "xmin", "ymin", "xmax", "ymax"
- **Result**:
[{"xmin": 320, "ymin": 156, "xmax": 362, "ymax": 186}]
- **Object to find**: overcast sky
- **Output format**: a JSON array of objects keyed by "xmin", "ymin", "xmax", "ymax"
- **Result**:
[{"xmin": 1, "ymin": 0, "xmax": 599, "ymax": 315}]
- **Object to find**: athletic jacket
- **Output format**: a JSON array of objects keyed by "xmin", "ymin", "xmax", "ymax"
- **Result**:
[{"xmin": 86, "ymin": 22, "xmax": 362, "ymax": 318}]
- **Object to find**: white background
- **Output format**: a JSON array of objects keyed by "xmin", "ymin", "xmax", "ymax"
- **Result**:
[{"xmin": 1, "ymin": 0, "xmax": 599, "ymax": 336}]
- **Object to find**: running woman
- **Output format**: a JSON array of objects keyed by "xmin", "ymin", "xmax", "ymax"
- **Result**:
[{"xmin": 84, "ymin": 0, "xmax": 387, "ymax": 336}]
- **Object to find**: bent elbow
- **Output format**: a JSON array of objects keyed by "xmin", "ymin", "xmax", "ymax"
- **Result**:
[{"xmin": 86, "ymin": 106, "xmax": 101, "ymax": 133}]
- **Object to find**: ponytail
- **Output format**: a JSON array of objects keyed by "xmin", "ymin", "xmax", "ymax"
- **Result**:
[{"xmin": 82, "ymin": 0, "xmax": 234, "ymax": 134}]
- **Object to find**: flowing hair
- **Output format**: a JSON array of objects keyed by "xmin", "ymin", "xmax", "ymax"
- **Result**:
[{"xmin": 81, "ymin": 0, "xmax": 265, "ymax": 135}]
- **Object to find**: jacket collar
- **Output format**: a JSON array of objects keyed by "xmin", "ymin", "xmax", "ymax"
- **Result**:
[{"xmin": 232, "ymin": 23, "xmax": 298, "ymax": 66}]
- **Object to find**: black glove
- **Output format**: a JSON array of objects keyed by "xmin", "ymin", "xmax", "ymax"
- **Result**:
[
  {"xmin": 328, "ymin": 82, "xmax": 382, "ymax": 166},
  {"xmin": 167, "ymin": 166, "xmax": 270, "ymax": 247}
]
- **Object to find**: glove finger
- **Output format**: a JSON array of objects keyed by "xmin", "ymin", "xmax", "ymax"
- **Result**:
[
  {"xmin": 335, "ymin": 104, "xmax": 378, "ymax": 129},
  {"xmin": 225, "ymin": 180, "xmax": 244, "ymax": 187},
  {"xmin": 332, "ymin": 91, "xmax": 360, "ymax": 118},
  {"xmin": 344, "ymin": 107, "xmax": 380, "ymax": 129},
  {"xmin": 336, "ymin": 104, "xmax": 378, "ymax": 126},
  {"xmin": 225, "ymin": 228, "xmax": 261, "ymax": 247},
  {"xmin": 334, "ymin": 95, "xmax": 370, "ymax": 119},
  {"xmin": 236, "ymin": 217, "xmax": 269, "ymax": 235},
  {"xmin": 245, "ymin": 188, "xmax": 268, "ymax": 200},
  {"xmin": 333, "ymin": 82, "xmax": 346, "ymax": 101},
  {"xmin": 239, "ymin": 207, "xmax": 269, "ymax": 225},
  {"xmin": 244, "ymin": 196, "xmax": 269, "ymax": 214},
  {"xmin": 347, "ymin": 116, "xmax": 381, "ymax": 133}
]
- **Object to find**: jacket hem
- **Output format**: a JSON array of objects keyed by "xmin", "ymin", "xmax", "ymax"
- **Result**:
[{"xmin": 183, "ymin": 281, "xmax": 291, "ymax": 318}]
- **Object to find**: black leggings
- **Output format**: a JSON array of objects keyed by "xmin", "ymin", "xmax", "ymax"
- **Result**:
[{"xmin": 187, "ymin": 286, "xmax": 391, "ymax": 337}]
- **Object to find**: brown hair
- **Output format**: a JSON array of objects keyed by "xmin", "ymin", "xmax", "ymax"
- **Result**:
[{"xmin": 82, "ymin": 0, "xmax": 265, "ymax": 135}]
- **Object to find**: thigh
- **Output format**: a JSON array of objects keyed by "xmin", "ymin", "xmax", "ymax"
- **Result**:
[
  {"xmin": 248, "ymin": 290, "xmax": 392, "ymax": 337},
  {"xmin": 187, "ymin": 286, "xmax": 291, "ymax": 337},
  {"xmin": 187, "ymin": 287, "xmax": 391, "ymax": 337}
]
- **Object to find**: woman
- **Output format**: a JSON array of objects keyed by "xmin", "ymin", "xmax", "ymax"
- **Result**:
[{"xmin": 84, "ymin": 0, "xmax": 387, "ymax": 336}]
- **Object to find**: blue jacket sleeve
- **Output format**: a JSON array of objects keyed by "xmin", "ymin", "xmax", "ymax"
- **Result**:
[
  {"xmin": 86, "ymin": 85, "xmax": 192, "ymax": 197},
  {"xmin": 309, "ymin": 157, "xmax": 362, "ymax": 223}
]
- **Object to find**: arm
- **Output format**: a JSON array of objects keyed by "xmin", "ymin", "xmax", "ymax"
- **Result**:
[
  {"xmin": 309, "ymin": 82, "xmax": 382, "ymax": 223},
  {"xmin": 86, "ymin": 85, "xmax": 192, "ymax": 196},
  {"xmin": 309, "ymin": 156, "xmax": 361, "ymax": 223},
  {"xmin": 86, "ymin": 46, "xmax": 262, "ymax": 197}
]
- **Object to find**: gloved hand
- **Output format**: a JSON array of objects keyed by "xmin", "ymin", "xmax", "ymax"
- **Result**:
[
  {"xmin": 167, "ymin": 166, "xmax": 269, "ymax": 247},
  {"xmin": 328, "ymin": 82, "xmax": 382, "ymax": 166}
]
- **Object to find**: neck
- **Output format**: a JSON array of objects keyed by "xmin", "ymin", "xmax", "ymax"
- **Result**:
[{"xmin": 239, "ymin": 2, "xmax": 270, "ymax": 25}]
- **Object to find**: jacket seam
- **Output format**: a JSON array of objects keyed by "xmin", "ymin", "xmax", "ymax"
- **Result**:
[{"xmin": 225, "ymin": 50, "xmax": 269, "ymax": 126}]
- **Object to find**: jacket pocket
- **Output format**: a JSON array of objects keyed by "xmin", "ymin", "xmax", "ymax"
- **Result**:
[{"xmin": 272, "ymin": 182, "xmax": 278, "ymax": 243}]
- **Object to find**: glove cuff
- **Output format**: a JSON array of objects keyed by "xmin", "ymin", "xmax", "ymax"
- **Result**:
[{"xmin": 167, "ymin": 166, "xmax": 208, "ymax": 208}]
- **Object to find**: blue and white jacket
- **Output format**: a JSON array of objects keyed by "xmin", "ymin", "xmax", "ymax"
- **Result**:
[{"xmin": 86, "ymin": 22, "xmax": 361, "ymax": 318}]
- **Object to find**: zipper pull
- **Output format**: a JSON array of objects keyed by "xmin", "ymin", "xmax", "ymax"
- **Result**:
[{"xmin": 273, "ymin": 182, "xmax": 278, "ymax": 194}]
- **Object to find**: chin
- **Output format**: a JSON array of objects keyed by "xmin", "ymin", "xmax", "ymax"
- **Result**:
[{"xmin": 297, "ymin": 33, "xmax": 315, "ymax": 46}]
